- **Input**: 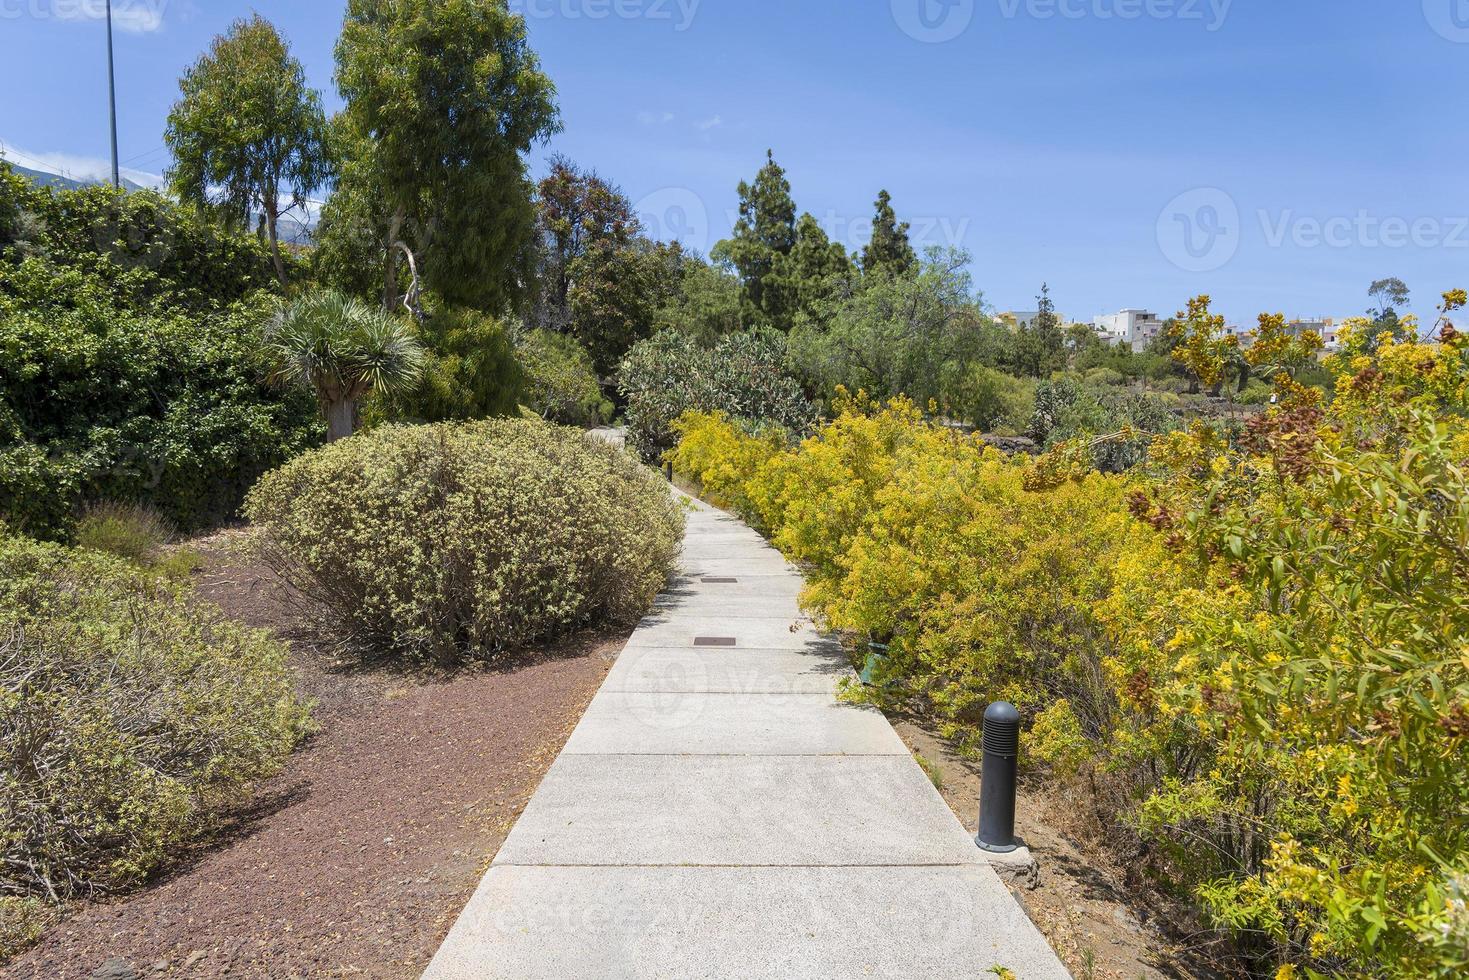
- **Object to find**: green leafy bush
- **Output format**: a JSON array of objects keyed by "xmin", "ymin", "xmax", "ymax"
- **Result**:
[
  {"xmin": 0, "ymin": 260, "xmax": 320, "ymax": 539},
  {"xmin": 947, "ymin": 364, "xmax": 1035, "ymax": 433},
  {"xmin": 381, "ymin": 307, "xmax": 523, "ymax": 423},
  {"xmin": 618, "ymin": 329, "xmax": 817, "ymax": 462},
  {"xmin": 515, "ymin": 327, "xmax": 612, "ymax": 426},
  {"xmin": 0, "ymin": 534, "xmax": 308, "ymax": 902},
  {"xmin": 27, "ymin": 182, "xmax": 288, "ymax": 311},
  {"xmin": 245, "ymin": 419, "xmax": 683, "ymax": 663},
  {"xmin": 1029, "ymin": 376, "xmax": 1176, "ymax": 473}
]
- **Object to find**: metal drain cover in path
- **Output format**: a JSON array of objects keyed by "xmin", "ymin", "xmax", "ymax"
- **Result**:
[
  {"xmin": 694, "ymin": 637, "xmax": 737, "ymax": 647},
  {"xmin": 701, "ymin": 577, "xmax": 739, "ymax": 584}
]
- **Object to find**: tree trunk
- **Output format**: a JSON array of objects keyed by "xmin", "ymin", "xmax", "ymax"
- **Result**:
[
  {"xmin": 384, "ymin": 206, "xmax": 407, "ymax": 313},
  {"xmin": 265, "ymin": 194, "xmax": 288, "ymax": 287},
  {"xmin": 325, "ymin": 398, "xmax": 357, "ymax": 443}
]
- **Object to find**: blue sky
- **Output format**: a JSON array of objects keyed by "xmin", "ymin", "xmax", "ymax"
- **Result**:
[{"xmin": 2, "ymin": 0, "xmax": 1467, "ymax": 325}]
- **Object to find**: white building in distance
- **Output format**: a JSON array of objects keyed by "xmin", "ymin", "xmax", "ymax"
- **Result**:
[{"xmin": 1094, "ymin": 309, "xmax": 1167, "ymax": 351}]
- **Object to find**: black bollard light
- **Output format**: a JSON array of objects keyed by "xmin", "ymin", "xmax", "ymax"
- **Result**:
[
  {"xmin": 976, "ymin": 701, "xmax": 1021, "ymax": 853},
  {"xmin": 664, "ymin": 460, "xmax": 674, "ymax": 482}
]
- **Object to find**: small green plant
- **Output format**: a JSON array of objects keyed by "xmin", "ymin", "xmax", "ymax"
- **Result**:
[
  {"xmin": 0, "ymin": 897, "xmax": 53, "ymax": 962},
  {"xmin": 914, "ymin": 751, "xmax": 944, "ymax": 791},
  {"xmin": 73, "ymin": 501, "xmax": 173, "ymax": 564}
]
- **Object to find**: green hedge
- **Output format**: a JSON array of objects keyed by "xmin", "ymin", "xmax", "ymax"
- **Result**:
[
  {"xmin": 0, "ymin": 259, "xmax": 320, "ymax": 539},
  {"xmin": 246, "ymin": 419, "xmax": 683, "ymax": 663}
]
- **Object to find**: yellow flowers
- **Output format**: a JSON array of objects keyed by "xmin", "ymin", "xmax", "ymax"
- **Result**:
[{"xmin": 672, "ymin": 328, "xmax": 1469, "ymax": 977}]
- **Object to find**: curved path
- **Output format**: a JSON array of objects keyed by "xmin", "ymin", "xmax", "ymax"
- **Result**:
[{"xmin": 422, "ymin": 492, "xmax": 1070, "ymax": 979}]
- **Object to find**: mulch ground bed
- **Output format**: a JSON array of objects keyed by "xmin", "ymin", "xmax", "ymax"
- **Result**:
[{"xmin": 4, "ymin": 533, "xmax": 622, "ymax": 980}]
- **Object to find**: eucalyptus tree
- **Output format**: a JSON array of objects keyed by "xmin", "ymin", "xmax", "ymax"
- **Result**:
[{"xmin": 165, "ymin": 14, "xmax": 329, "ymax": 285}]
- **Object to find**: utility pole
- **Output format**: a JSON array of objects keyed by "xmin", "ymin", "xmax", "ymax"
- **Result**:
[{"xmin": 106, "ymin": 0, "xmax": 120, "ymax": 188}]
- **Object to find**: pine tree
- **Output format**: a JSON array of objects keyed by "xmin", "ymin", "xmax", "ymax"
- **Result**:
[
  {"xmin": 713, "ymin": 150, "xmax": 797, "ymax": 328},
  {"xmin": 860, "ymin": 189, "xmax": 916, "ymax": 277},
  {"xmin": 773, "ymin": 213, "xmax": 853, "ymax": 326}
]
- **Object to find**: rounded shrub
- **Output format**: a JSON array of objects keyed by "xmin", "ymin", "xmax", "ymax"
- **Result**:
[
  {"xmin": 0, "ymin": 535, "xmax": 308, "ymax": 901},
  {"xmin": 245, "ymin": 419, "xmax": 684, "ymax": 663}
]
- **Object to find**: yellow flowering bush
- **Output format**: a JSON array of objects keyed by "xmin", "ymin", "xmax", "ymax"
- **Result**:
[
  {"xmin": 1115, "ymin": 291, "xmax": 1469, "ymax": 976},
  {"xmin": 672, "ymin": 290, "xmax": 1469, "ymax": 976}
]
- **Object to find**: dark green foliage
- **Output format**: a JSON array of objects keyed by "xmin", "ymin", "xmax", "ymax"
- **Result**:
[
  {"xmin": 26, "ymin": 182, "xmax": 289, "ymax": 312},
  {"xmin": 860, "ymin": 190, "xmax": 915, "ymax": 277},
  {"xmin": 516, "ymin": 328, "xmax": 612, "ymax": 426},
  {"xmin": 618, "ymin": 329, "xmax": 818, "ymax": 461},
  {"xmin": 332, "ymin": 0, "xmax": 560, "ymax": 313},
  {"xmin": 713, "ymin": 150, "xmax": 798, "ymax": 329},
  {"xmin": 653, "ymin": 253, "xmax": 745, "ymax": 345},
  {"xmin": 777, "ymin": 214, "xmax": 854, "ymax": 324},
  {"xmin": 1012, "ymin": 283, "xmax": 1067, "ymax": 377},
  {"xmin": 382, "ymin": 308, "xmax": 524, "ymax": 423},
  {"xmin": 1029, "ymin": 376, "xmax": 1177, "ymax": 472},
  {"xmin": 530, "ymin": 158, "xmax": 681, "ymax": 377},
  {"xmin": 0, "ymin": 259, "xmax": 320, "ymax": 540},
  {"xmin": 789, "ymin": 247, "xmax": 989, "ymax": 411},
  {"xmin": 0, "ymin": 163, "xmax": 32, "ymax": 253}
]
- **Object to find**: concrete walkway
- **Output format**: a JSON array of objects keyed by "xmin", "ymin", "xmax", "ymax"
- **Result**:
[{"xmin": 423, "ymin": 494, "xmax": 1070, "ymax": 979}]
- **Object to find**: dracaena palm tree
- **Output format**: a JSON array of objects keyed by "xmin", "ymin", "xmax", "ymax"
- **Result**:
[{"xmin": 265, "ymin": 290, "xmax": 424, "ymax": 441}]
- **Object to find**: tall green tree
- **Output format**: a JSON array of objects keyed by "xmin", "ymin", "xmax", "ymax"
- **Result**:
[
  {"xmin": 714, "ymin": 150, "xmax": 797, "ymax": 328},
  {"xmin": 1367, "ymin": 276, "xmax": 1412, "ymax": 347},
  {"xmin": 164, "ymin": 14, "xmax": 329, "ymax": 286},
  {"xmin": 533, "ymin": 157, "xmax": 638, "ymax": 333},
  {"xmin": 653, "ymin": 253, "xmax": 745, "ymax": 345},
  {"xmin": 1014, "ymin": 282, "xmax": 1066, "ymax": 377},
  {"xmin": 860, "ymin": 189, "xmax": 916, "ymax": 277},
  {"xmin": 330, "ymin": 0, "xmax": 560, "ymax": 313},
  {"xmin": 776, "ymin": 213, "xmax": 854, "ymax": 325},
  {"xmin": 569, "ymin": 237, "xmax": 681, "ymax": 378},
  {"xmin": 788, "ymin": 247, "xmax": 986, "ymax": 406}
]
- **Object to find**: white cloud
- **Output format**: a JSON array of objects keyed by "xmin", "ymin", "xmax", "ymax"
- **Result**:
[
  {"xmin": 695, "ymin": 115, "xmax": 723, "ymax": 132},
  {"xmin": 47, "ymin": 0, "xmax": 168, "ymax": 34},
  {"xmin": 0, "ymin": 142, "xmax": 165, "ymax": 189},
  {"xmin": 636, "ymin": 110, "xmax": 675, "ymax": 127}
]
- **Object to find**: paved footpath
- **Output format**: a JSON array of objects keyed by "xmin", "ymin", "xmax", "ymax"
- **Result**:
[{"xmin": 423, "ymin": 493, "xmax": 1071, "ymax": 979}]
